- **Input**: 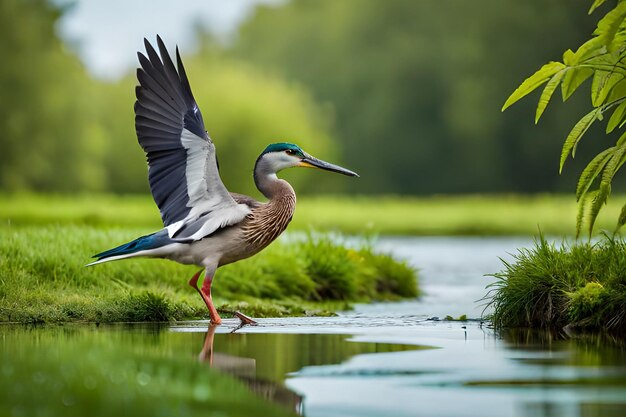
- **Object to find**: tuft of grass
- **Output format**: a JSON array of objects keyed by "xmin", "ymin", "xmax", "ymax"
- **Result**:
[
  {"xmin": 0, "ymin": 225, "xmax": 418, "ymax": 323},
  {"xmin": 299, "ymin": 234, "xmax": 360, "ymax": 300},
  {"xmin": 360, "ymin": 248, "xmax": 420, "ymax": 299},
  {"xmin": 487, "ymin": 235, "xmax": 626, "ymax": 335}
]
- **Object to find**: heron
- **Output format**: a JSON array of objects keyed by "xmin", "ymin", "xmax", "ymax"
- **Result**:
[{"xmin": 88, "ymin": 36, "xmax": 358, "ymax": 325}]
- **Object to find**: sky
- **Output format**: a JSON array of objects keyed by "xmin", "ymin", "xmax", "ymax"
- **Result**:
[{"xmin": 54, "ymin": 0, "xmax": 283, "ymax": 80}]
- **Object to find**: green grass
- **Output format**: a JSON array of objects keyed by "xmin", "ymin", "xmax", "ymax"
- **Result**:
[
  {"xmin": 0, "ymin": 225, "xmax": 418, "ymax": 323},
  {"xmin": 3, "ymin": 192, "xmax": 626, "ymax": 236},
  {"xmin": 487, "ymin": 235, "xmax": 626, "ymax": 335}
]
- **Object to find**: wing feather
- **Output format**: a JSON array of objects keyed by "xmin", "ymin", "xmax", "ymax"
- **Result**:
[{"xmin": 135, "ymin": 35, "xmax": 249, "ymax": 237}]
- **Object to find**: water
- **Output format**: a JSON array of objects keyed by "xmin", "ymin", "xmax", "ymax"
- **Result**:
[
  {"xmin": 374, "ymin": 236, "xmax": 535, "ymax": 318},
  {"xmin": 2, "ymin": 237, "xmax": 626, "ymax": 417}
]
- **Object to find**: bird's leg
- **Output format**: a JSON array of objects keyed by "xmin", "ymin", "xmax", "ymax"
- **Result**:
[
  {"xmin": 188, "ymin": 269, "xmax": 222, "ymax": 325},
  {"xmin": 200, "ymin": 274, "xmax": 222, "ymax": 325}
]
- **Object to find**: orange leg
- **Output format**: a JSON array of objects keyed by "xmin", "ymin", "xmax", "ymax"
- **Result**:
[{"xmin": 188, "ymin": 269, "xmax": 222, "ymax": 325}]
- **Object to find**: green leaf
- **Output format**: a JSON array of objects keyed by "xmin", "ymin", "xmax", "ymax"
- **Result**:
[
  {"xmin": 591, "ymin": 69, "xmax": 625, "ymax": 106},
  {"xmin": 588, "ymin": 184, "xmax": 611, "ymax": 236},
  {"xmin": 587, "ymin": 144, "xmax": 626, "ymax": 235},
  {"xmin": 561, "ymin": 67, "xmax": 594, "ymax": 101},
  {"xmin": 601, "ymin": 144, "xmax": 626, "ymax": 186},
  {"xmin": 615, "ymin": 202, "xmax": 626, "ymax": 233},
  {"xmin": 560, "ymin": 108, "xmax": 601, "ymax": 172},
  {"xmin": 569, "ymin": 37, "xmax": 605, "ymax": 63},
  {"xmin": 595, "ymin": 2, "xmax": 626, "ymax": 51},
  {"xmin": 576, "ymin": 146, "xmax": 615, "ymax": 200},
  {"xmin": 536, "ymin": 70, "xmax": 566, "ymax": 123},
  {"xmin": 589, "ymin": 0, "xmax": 609, "ymax": 15},
  {"xmin": 606, "ymin": 77, "xmax": 626, "ymax": 103},
  {"xmin": 607, "ymin": 101, "xmax": 626, "ymax": 133},
  {"xmin": 576, "ymin": 193, "xmax": 591, "ymax": 239},
  {"xmin": 617, "ymin": 130, "xmax": 626, "ymax": 147},
  {"xmin": 502, "ymin": 62, "xmax": 566, "ymax": 111}
]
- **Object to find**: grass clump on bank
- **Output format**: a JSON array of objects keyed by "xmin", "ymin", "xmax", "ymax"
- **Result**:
[
  {"xmin": 487, "ymin": 236, "xmax": 626, "ymax": 335},
  {"xmin": 0, "ymin": 226, "xmax": 418, "ymax": 323}
]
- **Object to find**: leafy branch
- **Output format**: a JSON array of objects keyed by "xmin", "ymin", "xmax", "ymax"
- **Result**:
[{"xmin": 503, "ymin": 0, "xmax": 626, "ymax": 237}]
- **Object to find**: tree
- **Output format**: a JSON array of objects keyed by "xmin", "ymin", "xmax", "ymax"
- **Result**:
[
  {"xmin": 0, "ymin": 0, "xmax": 106, "ymax": 191},
  {"xmin": 0, "ymin": 3, "xmax": 338, "ymax": 195},
  {"xmin": 234, "ymin": 0, "xmax": 596, "ymax": 194}
]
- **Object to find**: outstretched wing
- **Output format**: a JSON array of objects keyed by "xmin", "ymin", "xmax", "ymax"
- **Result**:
[{"xmin": 135, "ymin": 36, "xmax": 249, "ymax": 239}]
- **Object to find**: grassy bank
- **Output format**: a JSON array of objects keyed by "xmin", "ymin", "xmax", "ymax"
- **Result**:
[
  {"xmin": 0, "ymin": 225, "xmax": 417, "ymax": 323},
  {"xmin": 487, "ymin": 236, "xmax": 626, "ymax": 335},
  {"xmin": 3, "ymin": 193, "xmax": 626, "ymax": 236}
]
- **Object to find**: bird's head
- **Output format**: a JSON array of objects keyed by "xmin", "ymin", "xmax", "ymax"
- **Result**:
[{"xmin": 258, "ymin": 142, "xmax": 359, "ymax": 177}]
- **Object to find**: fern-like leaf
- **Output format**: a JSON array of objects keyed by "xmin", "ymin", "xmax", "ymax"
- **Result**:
[
  {"xmin": 615, "ymin": 202, "xmax": 626, "ymax": 233},
  {"xmin": 502, "ymin": 62, "xmax": 566, "ymax": 111},
  {"xmin": 570, "ymin": 37, "xmax": 605, "ymax": 63},
  {"xmin": 588, "ymin": 184, "xmax": 610, "ymax": 237},
  {"xmin": 576, "ymin": 193, "xmax": 591, "ymax": 239},
  {"xmin": 576, "ymin": 146, "xmax": 615, "ymax": 200},
  {"xmin": 606, "ymin": 78, "xmax": 626, "ymax": 104},
  {"xmin": 589, "ymin": 0, "xmax": 609, "ymax": 15},
  {"xmin": 591, "ymin": 69, "xmax": 625, "ymax": 107},
  {"xmin": 595, "ymin": 2, "xmax": 626, "ymax": 51},
  {"xmin": 536, "ymin": 70, "xmax": 566, "ymax": 123},
  {"xmin": 561, "ymin": 67, "xmax": 594, "ymax": 101},
  {"xmin": 586, "ymin": 144, "xmax": 626, "ymax": 235},
  {"xmin": 560, "ymin": 108, "xmax": 601, "ymax": 173},
  {"xmin": 617, "ymin": 130, "xmax": 626, "ymax": 147},
  {"xmin": 607, "ymin": 100, "xmax": 626, "ymax": 133},
  {"xmin": 601, "ymin": 144, "xmax": 626, "ymax": 186}
]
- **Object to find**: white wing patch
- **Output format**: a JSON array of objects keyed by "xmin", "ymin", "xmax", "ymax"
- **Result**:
[{"xmin": 165, "ymin": 129, "xmax": 251, "ymax": 240}]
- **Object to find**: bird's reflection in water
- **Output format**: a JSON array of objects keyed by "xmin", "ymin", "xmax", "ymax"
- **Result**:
[{"xmin": 198, "ymin": 324, "xmax": 304, "ymax": 415}]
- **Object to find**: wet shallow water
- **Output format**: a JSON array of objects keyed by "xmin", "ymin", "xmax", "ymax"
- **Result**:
[
  {"xmin": 173, "ymin": 317, "xmax": 626, "ymax": 417},
  {"xmin": 3, "ymin": 237, "xmax": 626, "ymax": 416},
  {"xmin": 374, "ymin": 236, "xmax": 535, "ymax": 318}
]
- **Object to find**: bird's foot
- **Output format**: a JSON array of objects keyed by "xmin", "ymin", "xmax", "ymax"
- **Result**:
[{"xmin": 234, "ymin": 311, "xmax": 258, "ymax": 326}]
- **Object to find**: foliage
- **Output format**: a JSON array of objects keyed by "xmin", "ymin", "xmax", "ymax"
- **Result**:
[
  {"xmin": 0, "ymin": 0, "xmax": 106, "ymax": 192},
  {"xmin": 487, "ymin": 235, "xmax": 626, "ymax": 334},
  {"xmin": 503, "ymin": 0, "xmax": 626, "ymax": 237},
  {"xmin": 235, "ymin": 0, "xmax": 597, "ymax": 194},
  {"xmin": 0, "ymin": 1, "xmax": 337, "ymax": 195},
  {"xmin": 0, "ymin": 1, "xmax": 612, "ymax": 196},
  {"xmin": 0, "ymin": 225, "xmax": 418, "ymax": 323}
]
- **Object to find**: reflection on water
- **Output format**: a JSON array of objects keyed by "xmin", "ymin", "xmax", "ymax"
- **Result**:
[
  {"xmin": 197, "ymin": 324, "xmax": 305, "ymax": 414},
  {"xmin": 277, "ymin": 322, "xmax": 626, "ymax": 417},
  {"xmin": 192, "ymin": 323, "xmax": 419, "ymax": 415},
  {"xmin": 1, "ymin": 319, "xmax": 625, "ymax": 417}
]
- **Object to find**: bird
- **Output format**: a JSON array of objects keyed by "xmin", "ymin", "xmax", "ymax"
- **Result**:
[{"xmin": 88, "ymin": 36, "xmax": 358, "ymax": 325}]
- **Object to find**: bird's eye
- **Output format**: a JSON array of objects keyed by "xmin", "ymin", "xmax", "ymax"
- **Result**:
[{"xmin": 285, "ymin": 149, "xmax": 296, "ymax": 155}]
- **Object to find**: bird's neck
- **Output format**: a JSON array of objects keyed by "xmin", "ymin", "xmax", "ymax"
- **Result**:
[{"xmin": 253, "ymin": 158, "xmax": 296, "ymax": 201}]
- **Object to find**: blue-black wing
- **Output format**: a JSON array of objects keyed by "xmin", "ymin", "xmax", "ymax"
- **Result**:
[{"xmin": 135, "ymin": 36, "xmax": 249, "ymax": 238}]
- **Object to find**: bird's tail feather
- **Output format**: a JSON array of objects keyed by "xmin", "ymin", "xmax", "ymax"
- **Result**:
[{"xmin": 86, "ymin": 232, "xmax": 165, "ymax": 266}]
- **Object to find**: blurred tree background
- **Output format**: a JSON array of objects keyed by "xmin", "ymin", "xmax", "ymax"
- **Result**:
[{"xmin": 0, "ymin": 0, "xmax": 608, "ymax": 196}]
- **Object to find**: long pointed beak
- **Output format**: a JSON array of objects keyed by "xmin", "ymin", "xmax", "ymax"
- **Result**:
[{"xmin": 299, "ymin": 154, "xmax": 359, "ymax": 177}]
